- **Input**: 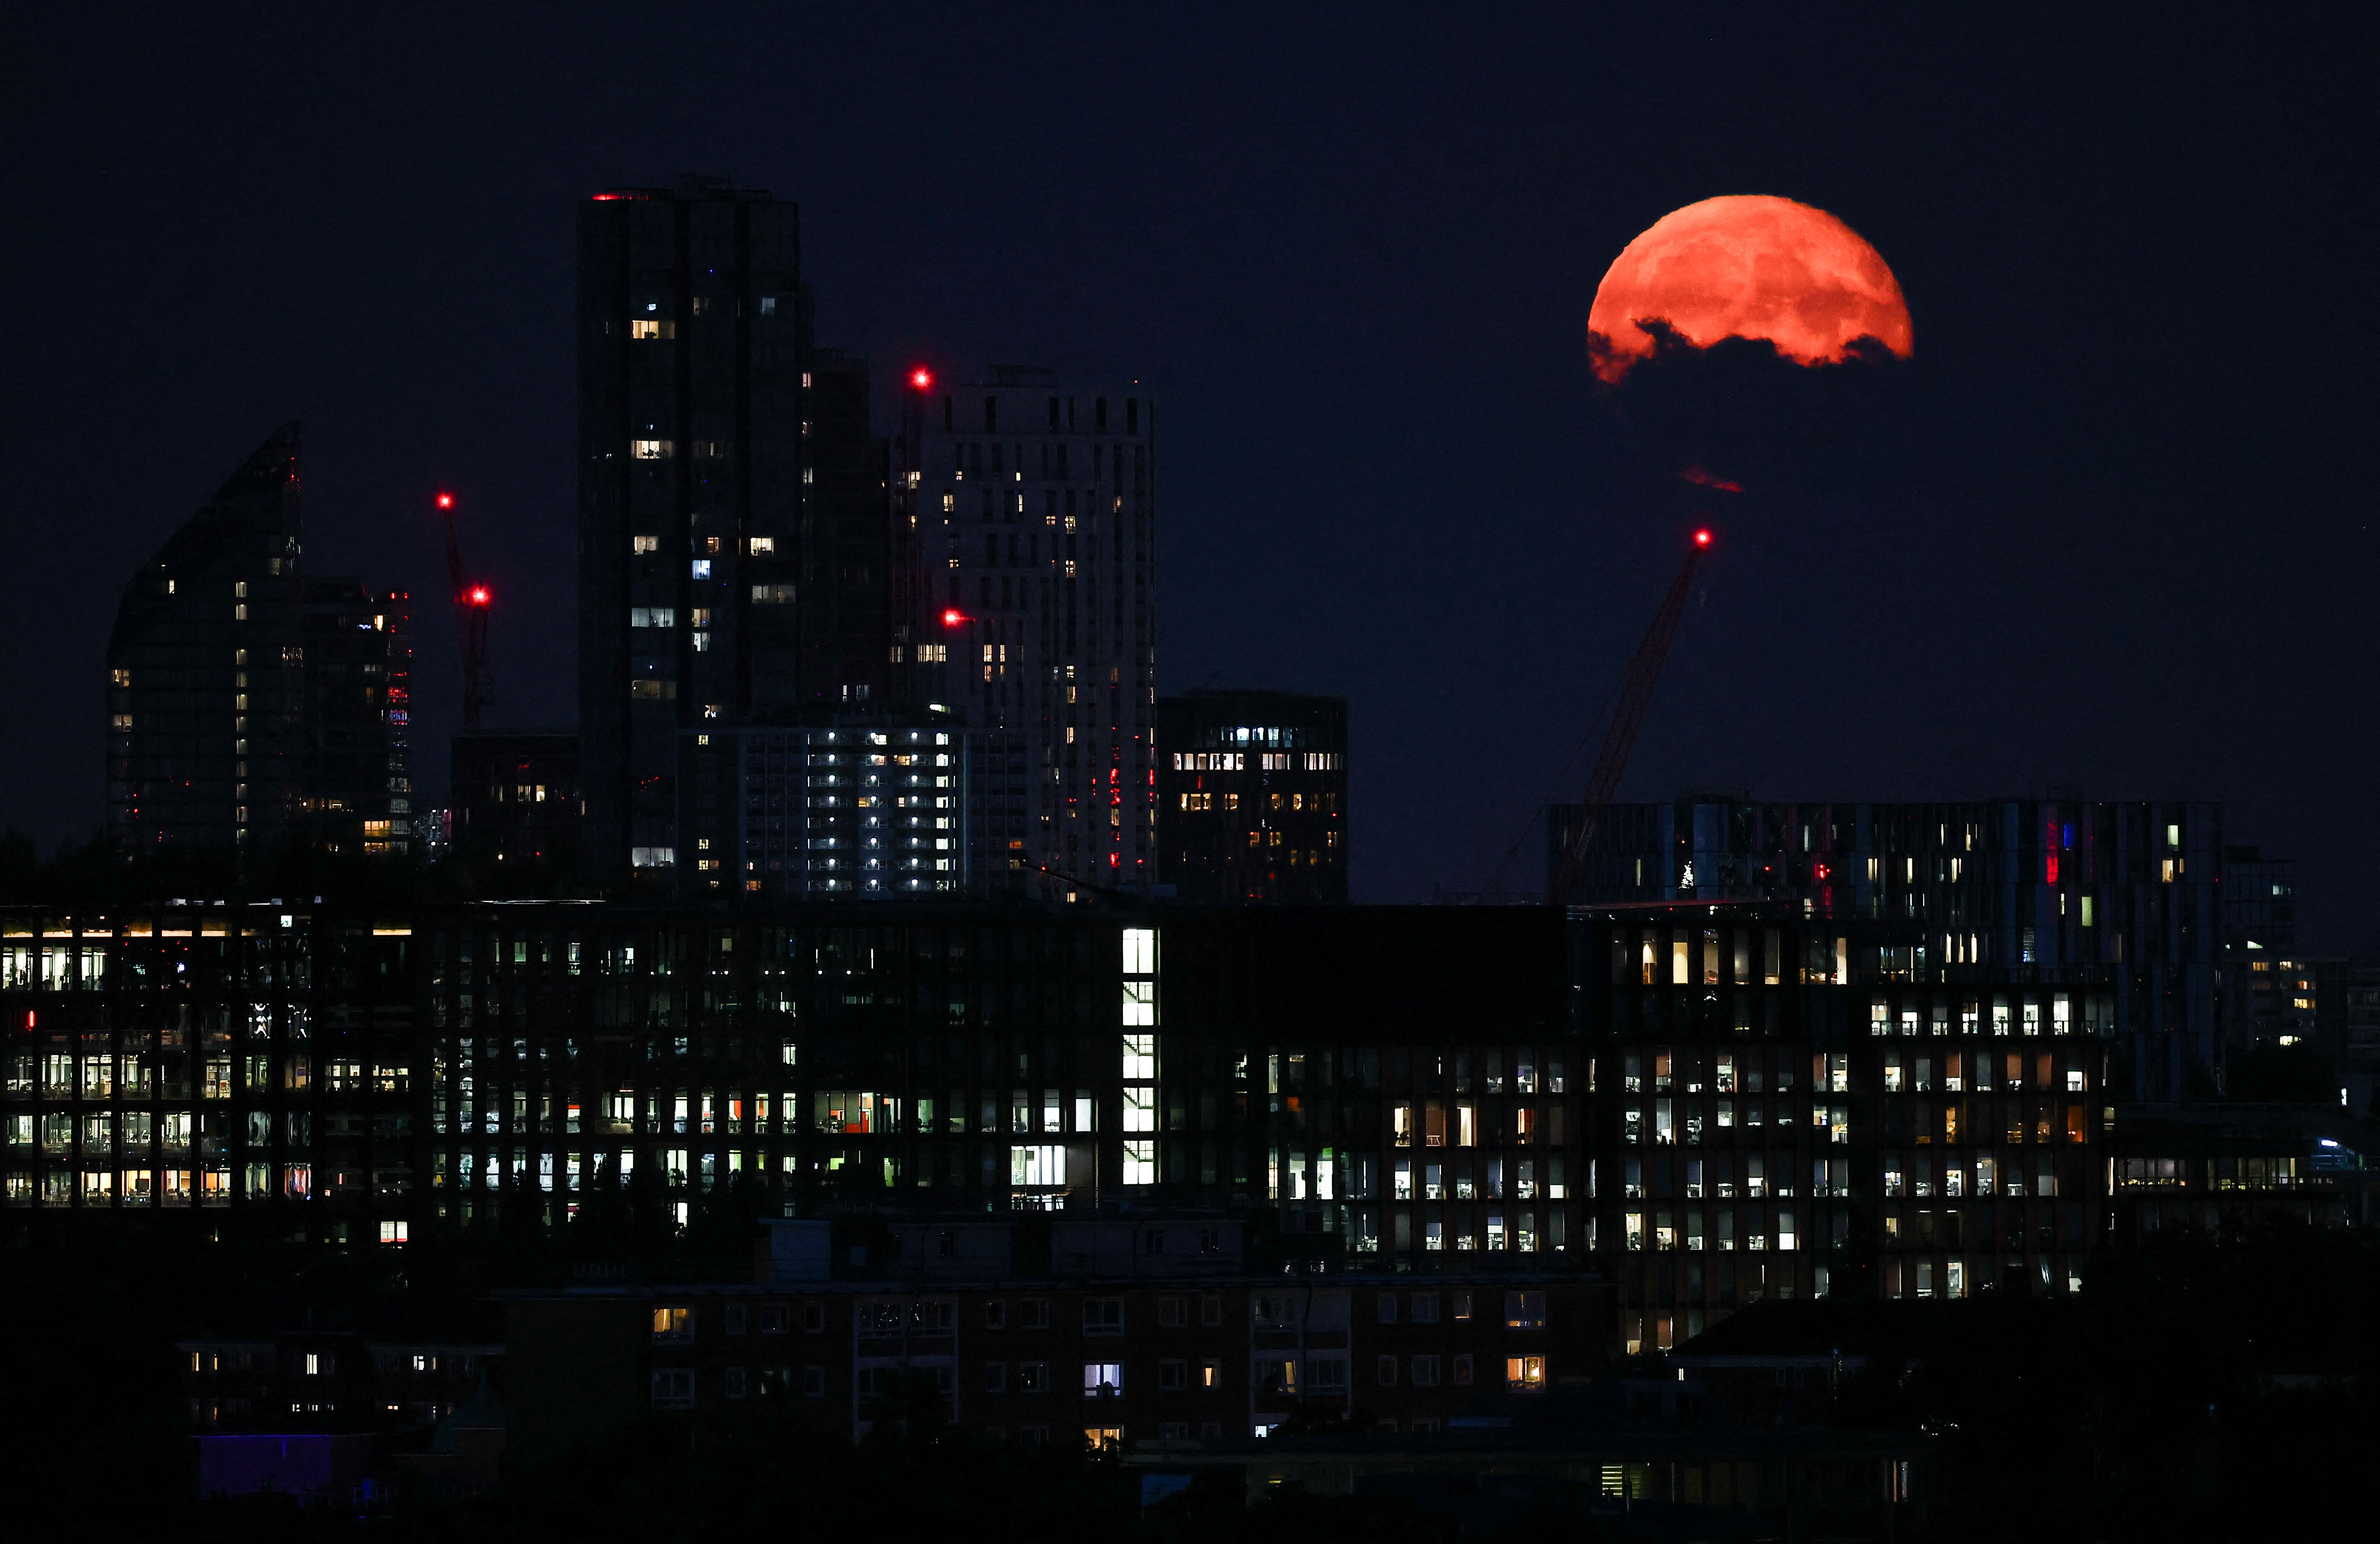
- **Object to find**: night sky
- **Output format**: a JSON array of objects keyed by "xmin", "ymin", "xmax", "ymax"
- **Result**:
[{"xmin": 3, "ymin": 7, "xmax": 2370, "ymax": 943}]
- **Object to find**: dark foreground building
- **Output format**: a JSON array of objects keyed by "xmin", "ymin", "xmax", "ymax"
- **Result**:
[
  {"xmin": 5, "ymin": 897, "xmax": 2366, "ymax": 1352},
  {"xmin": 1159, "ymin": 690, "xmax": 1348, "ymax": 903},
  {"xmin": 504, "ymin": 1215, "xmax": 1610, "ymax": 1455},
  {"xmin": 107, "ymin": 425, "xmax": 415, "ymax": 857}
]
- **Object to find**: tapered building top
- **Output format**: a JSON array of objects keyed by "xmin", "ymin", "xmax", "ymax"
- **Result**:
[{"xmin": 107, "ymin": 424, "xmax": 413, "ymax": 859}]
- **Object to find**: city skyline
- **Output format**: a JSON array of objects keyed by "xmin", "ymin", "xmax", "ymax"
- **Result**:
[{"xmin": 0, "ymin": 10, "xmax": 2368, "ymax": 951}]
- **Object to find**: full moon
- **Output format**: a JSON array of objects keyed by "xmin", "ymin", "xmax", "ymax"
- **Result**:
[{"xmin": 1588, "ymin": 196, "xmax": 1913, "ymax": 383}]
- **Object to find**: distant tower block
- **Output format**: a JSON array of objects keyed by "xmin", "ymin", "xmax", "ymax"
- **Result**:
[{"xmin": 1159, "ymin": 690, "xmax": 1348, "ymax": 904}]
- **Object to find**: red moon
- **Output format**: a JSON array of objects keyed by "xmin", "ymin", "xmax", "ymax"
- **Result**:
[{"xmin": 1588, "ymin": 196, "xmax": 1912, "ymax": 383}]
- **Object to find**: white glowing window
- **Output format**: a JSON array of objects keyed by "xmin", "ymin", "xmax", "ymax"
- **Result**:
[
  {"xmin": 1121, "ymin": 1034, "xmax": 1156, "ymax": 1082},
  {"xmin": 748, "ymin": 536, "xmax": 775, "ymax": 555},
  {"xmin": 632, "ymin": 534, "xmax": 659, "ymax": 554},
  {"xmin": 1123, "ymin": 929, "xmax": 1156, "ymax": 975},
  {"xmin": 1122, "ymin": 1139, "xmax": 1157, "ymax": 1186},
  {"xmin": 633, "ymin": 438, "xmax": 673, "ymax": 459},
  {"xmin": 1122, "ymin": 1086, "xmax": 1155, "ymax": 1133},
  {"xmin": 1122, "ymin": 981, "xmax": 1154, "ymax": 1027},
  {"xmin": 629, "ymin": 607, "xmax": 675, "ymax": 629},
  {"xmin": 1010, "ymin": 1144, "xmax": 1064, "ymax": 1187}
]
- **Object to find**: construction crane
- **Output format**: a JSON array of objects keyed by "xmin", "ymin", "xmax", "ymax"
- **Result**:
[
  {"xmin": 1549, "ymin": 526, "xmax": 1713, "ymax": 904},
  {"xmin": 434, "ymin": 492, "xmax": 495, "ymax": 729}
]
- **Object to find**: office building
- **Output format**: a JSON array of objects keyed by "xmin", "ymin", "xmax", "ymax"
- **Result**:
[
  {"xmin": 1550, "ymin": 797, "xmax": 2226, "ymax": 1102},
  {"xmin": 107, "ymin": 425, "xmax": 413, "ymax": 857},
  {"xmin": 1567, "ymin": 903, "xmax": 2114, "ymax": 1351},
  {"xmin": 1158, "ymin": 690, "xmax": 1348, "ymax": 902},
  {"xmin": 896, "ymin": 368, "xmax": 1158, "ymax": 899},
  {"xmin": 576, "ymin": 178, "xmax": 892, "ymax": 881},
  {"xmin": 13, "ymin": 896, "xmax": 2360, "ymax": 1357},
  {"xmin": 449, "ymin": 731, "xmax": 581, "ymax": 868}
]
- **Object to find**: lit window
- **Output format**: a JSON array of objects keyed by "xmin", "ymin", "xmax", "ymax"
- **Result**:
[
  {"xmin": 630, "ymin": 318, "xmax": 675, "ymax": 340},
  {"xmin": 1122, "ymin": 1140, "xmax": 1157, "ymax": 1186},
  {"xmin": 632, "ymin": 534, "xmax": 659, "ymax": 554},
  {"xmin": 691, "ymin": 560, "xmax": 712, "ymax": 579},
  {"xmin": 749, "ymin": 536, "xmax": 775, "ymax": 556},
  {"xmin": 1010, "ymin": 1144, "xmax": 1065, "ymax": 1187},
  {"xmin": 633, "ymin": 439, "xmax": 674, "ymax": 459}
]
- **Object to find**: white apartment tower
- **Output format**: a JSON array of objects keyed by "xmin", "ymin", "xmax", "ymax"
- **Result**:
[{"xmin": 897, "ymin": 367, "xmax": 1158, "ymax": 898}]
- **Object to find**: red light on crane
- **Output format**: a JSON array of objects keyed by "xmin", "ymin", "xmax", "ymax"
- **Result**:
[
  {"xmin": 469, "ymin": 586, "xmax": 490, "ymax": 605},
  {"xmin": 436, "ymin": 493, "xmax": 454, "ymax": 510},
  {"xmin": 911, "ymin": 368, "xmax": 933, "ymax": 389},
  {"xmin": 1693, "ymin": 529, "xmax": 1713, "ymax": 548},
  {"xmin": 941, "ymin": 608, "xmax": 965, "ymax": 627}
]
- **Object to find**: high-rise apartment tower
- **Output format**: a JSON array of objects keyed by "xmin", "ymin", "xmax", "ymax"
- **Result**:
[
  {"xmin": 897, "ymin": 368, "xmax": 1158, "ymax": 898},
  {"xmin": 576, "ymin": 178, "xmax": 892, "ymax": 880}
]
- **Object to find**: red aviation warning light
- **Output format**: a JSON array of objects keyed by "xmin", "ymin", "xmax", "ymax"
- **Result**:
[
  {"xmin": 470, "ymin": 586, "xmax": 490, "ymax": 605},
  {"xmin": 942, "ymin": 609, "xmax": 965, "ymax": 627},
  {"xmin": 912, "ymin": 368, "xmax": 933, "ymax": 389},
  {"xmin": 436, "ymin": 492, "xmax": 454, "ymax": 510},
  {"xmin": 1694, "ymin": 528, "xmax": 1714, "ymax": 548}
]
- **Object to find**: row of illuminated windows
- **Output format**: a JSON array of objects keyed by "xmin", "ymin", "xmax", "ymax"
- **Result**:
[
  {"xmin": 1623, "ymin": 1048, "xmax": 1822, "ymax": 1094},
  {"xmin": 1390, "ymin": 1100, "xmax": 1567, "ymax": 1148},
  {"xmin": 629, "ymin": 535, "xmax": 779, "ymax": 558},
  {"xmin": 1624, "ymin": 1207, "xmax": 1807, "ymax": 1252},
  {"xmin": 1882, "ymin": 1049, "xmax": 2088, "ymax": 1092},
  {"xmin": 4, "ymin": 1164, "xmax": 316, "ymax": 1205},
  {"xmin": 1621, "ymin": 1153, "xmax": 1849, "ymax": 1199},
  {"xmin": 1385, "ymin": 1155, "xmax": 1569, "ymax": 1201},
  {"xmin": 1178, "ymin": 791, "xmax": 1339, "ymax": 815},
  {"xmin": 1267, "ymin": 1048, "xmax": 1570, "ymax": 1097},
  {"xmin": 1384, "ymin": 1211, "xmax": 1562, "ymax": 1254},
  {"xmin": 1867, "ymin": 999, "xmax": 2087, "ymax": 1036},
  {"xmin": 1623, "ymin": 1099, "xmax": 1847, "ymax": 1145},
  {"xmin": 6, "ymin": 1053, "xmax": 307, "ymax": 1099},
  {"xmin": 2113, "ymin": 1155, "xmax": 2310, "ymax": 1190},
  {"xmin": 1883, "ymin": 1151, "xmax": 2067, "ymax": 1195}
]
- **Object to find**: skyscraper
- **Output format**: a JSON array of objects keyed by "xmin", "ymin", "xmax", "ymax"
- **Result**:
[
  {"xmin": 108, "ymin": 425, "xmax": 305, "ymax": 853},
  {"xmin": 576, "ymin": 178, "xmax": 891, "ymax": 881},
  {"xmin": 108, "ymin": 425, "xmax": 413, "ymax": 857},
  {"xmin": 1159, "ymin": 689, "xmax": 1349, "ymax": 902},
  {"xmin": 897, "ymin": 368, "xmax": 1159, "ymax": 898}
]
